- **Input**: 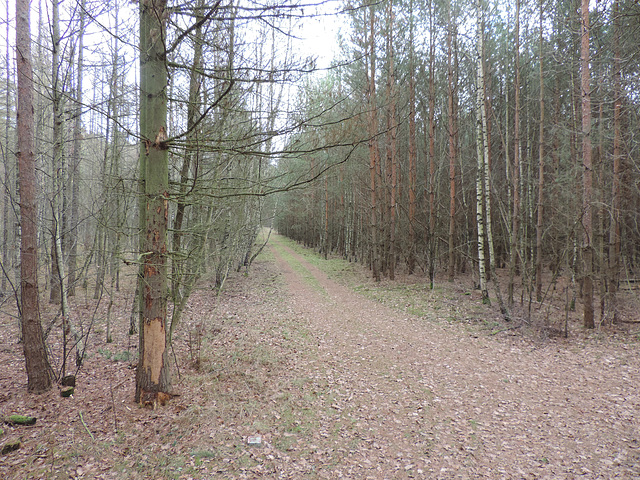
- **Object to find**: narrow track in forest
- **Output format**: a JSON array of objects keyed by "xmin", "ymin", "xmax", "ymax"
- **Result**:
[{"xmin": 267, "ymin": 233, "xmax": 640, "ymax": 479}]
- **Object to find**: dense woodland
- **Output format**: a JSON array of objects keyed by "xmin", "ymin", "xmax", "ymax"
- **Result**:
[
  {"xmin": 276, "ymin": 0, "xmax": 640, "ymax": 327},
  {"xmin": 0, "ymin": 0, "xmax": 639, "ymax": 398}
]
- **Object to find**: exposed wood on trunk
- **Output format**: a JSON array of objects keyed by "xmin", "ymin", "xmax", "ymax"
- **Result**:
[{"xmin": 136, "ymin": 0, "xmax": 172, "ymax": 403}]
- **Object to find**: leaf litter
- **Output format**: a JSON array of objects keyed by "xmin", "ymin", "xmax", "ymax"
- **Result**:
[{"xmin": 0, "ymin": 234, "xmax": 639, "ymax": 479}]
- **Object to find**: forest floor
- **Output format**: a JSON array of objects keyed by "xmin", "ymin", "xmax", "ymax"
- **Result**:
[{"xmin": 1, "ymin": 232, "xmax": 640, "ymax": 479}]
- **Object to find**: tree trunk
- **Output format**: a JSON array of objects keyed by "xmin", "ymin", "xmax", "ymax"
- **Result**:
[
  {"xmin": 475, "ymin": 0, "xmax": 489, "ymax": 304},
  {"xmin": 609, "ymin": 0, "xmax": 621, "ymax": 302},
  {"xmin": 428, "ymin": 0, "xmax": 436, "ymax": 288},
  {"xmin": 407, "ymin": 0, "xmax": 416, "ymax": 275},
  {"xmin": 136, "ymin": 0, "xmax": 171, "ymax": 403},
  {"xmin": 367, "ymin": 5, "xmax": 380, "ymax": 282},
  {"xmin": 171, "ymin": 0, "xmax": 204, "ymax": 304},
  {"xmin": 324, "ymin": 175, "xmax": 329, "ymax": 259},
  {"xmin": 386, "ymin": 2, "xmax": 397, "ymax": 281},
  {"xmin": 504, "ymin": 5, "xmax": 511, "ymax": 278},
  {"xmin": 478, "ymin": 2, "xmax": 507, "ymax": 316},
  {"xmin": 508, "ymin": 0, "xmax": 521, "ymax": 307},
  {"xmin": 93, "ymin": 226, "xmax": 106, "ymax": 299},
  {"xmin": 535, "ymin": 0, "xmax": 545, "ymax": 302},
  {"xmin": 447, "ymin": 2, "xmax": 457, "ymax": 282},
  {"xmin": 1, "ymin": 4, "xmax": 10, "ymax": 297},
  {"xmin": 107, "ymin": 6, "xmax": 123, "ymax": 297},
  {"xmin": 16, "ymin": 0, "xmax": 53, "ymax": 393},
  {"xmin": 67, "ymin": 0, "xmax": 84, "ymax": 297},
  {"xmin": 49, "ymin": 0, "xmax": 63, "ymax": 305},
  {"xmin": 580, "ymin": 0, "xmax": 594, "ymax": 329},
  {"xmin": 52, "ymin": 204, "xmax": 83, "ymax": 370}
]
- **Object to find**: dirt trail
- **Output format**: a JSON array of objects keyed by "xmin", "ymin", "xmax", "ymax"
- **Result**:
[{"xmin": 268, "ymin": 234, "xmax": 640, "ymax": 479}]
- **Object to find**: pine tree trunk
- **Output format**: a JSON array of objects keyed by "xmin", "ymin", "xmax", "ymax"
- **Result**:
[
  {"xmin": 535, "ymin": 0, "xmax": 545, "ymax": 302},
  {"xmin": 504, "ymin": 6, "xmax": 511, "ymax": 276},
  {"xmin": 324, "ymin": 175, "xmax": 329, "ymax": 259},
  {"xmin": 428, "ymin": 0, "xmax": 436, "ymax": 287},
  {"xmin": 367, "ymin": 5, "xmax": 380, "ymax": 282},
  {"xmin": 16, "ymin": 0, "xmax": 53, "ymax": 393},
  {"xmin": 580, "ymin": 0, "xmax": 594, "ymax": 328},
  {"xmin": 447, "ymin": 2, "xmax": 456, "ymax": 282},
  {"xmin": 136, "ymin": 0, "xmax": 171, "ymax": 403},
  {"xmin": 407, "ymin": 0, "xmax": 416, "ymax": 275},
  {"xmin": 386, "ymin": 2, "xmax": 397, "ymax": 281},
  {"xmin": 609, "ymin": 0, "xmax": 621, "ymax": 301},
  {"xmin": 508, "ymin": 0, "xmax": 521, "ymax": 307}
]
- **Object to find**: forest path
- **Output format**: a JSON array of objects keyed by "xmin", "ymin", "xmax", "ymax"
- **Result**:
[{"xmin": 267, "ymin": 233, "xmax": 640, "ymax": 479}]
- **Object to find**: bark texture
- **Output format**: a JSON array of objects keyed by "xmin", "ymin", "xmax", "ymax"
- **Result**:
[
  {"xmin": 580, "ymin": 0, "xmax": 594, "ymax": 328},
  {"xmin": 367, "ymin": 6, "xmax": 380, "ymax": 282},
  {"xmin": 508, "ymin": 0, "xmax": 521, "ymax": 307},
  {"xmin": 475, "ymin": 0, "xmax": 489, "ymax": 304},
  {"xmin": 136, "ymin": 0, "xmax": 171, "ymax": 402},
  {"xmin": 16, "ymin": 0, "xmax": 52, "ymax": 393},
  {"xmin": 447, "ymin": 3, "xmax": 457, "ymax": 283}
]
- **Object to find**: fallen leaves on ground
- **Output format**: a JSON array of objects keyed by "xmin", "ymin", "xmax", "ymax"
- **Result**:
[{"xmin": 1, "ymin": 234, "xmax": 639, "ymax": 479}]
